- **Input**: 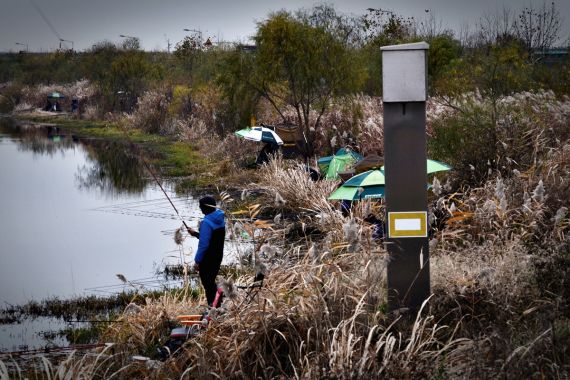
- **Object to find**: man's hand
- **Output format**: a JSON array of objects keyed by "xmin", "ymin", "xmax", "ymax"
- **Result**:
[{"xmin": 187, "ymin": 227, "xmax": 199, "ymax": 238}]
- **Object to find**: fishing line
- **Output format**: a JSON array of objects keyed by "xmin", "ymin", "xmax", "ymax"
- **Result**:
[
  {"xmin": 90, "ymin": 194, "xmax": 201, "ymax": 223},
  {"xmin": 117, "ymin": 126, "xmax": 191, "ymax": 232},
  {"xmin": 0, "ymin": 343, "xmax": 106, "ymax": 358}
]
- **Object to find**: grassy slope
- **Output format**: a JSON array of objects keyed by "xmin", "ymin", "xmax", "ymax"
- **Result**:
[{"xmin": 15, "ymin": 113, "xmax": 213, "ymax": 186}]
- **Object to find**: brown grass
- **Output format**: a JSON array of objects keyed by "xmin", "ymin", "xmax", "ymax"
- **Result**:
[{"xmin": 2, "ymin": 91, "xmax": 568, "ymax": 379}]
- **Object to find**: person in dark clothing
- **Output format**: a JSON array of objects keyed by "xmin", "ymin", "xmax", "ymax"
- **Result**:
[
  {"xmin": 304, "ymin": 165, "xmax": 321, "ymax": 181},
  {"xmin": 256, "ymin": 142, "xmax": 279, "ymax": 166},
  {"xmin": 340, "ymin": 199, "xmax": 352, "ymax": 217},
  {"xmin": 187, "ymin": 195, "xmax": 226, "ymax": 306},
  {"xmin": 364, "ymin": 213, "xmax": 386, "ymax": 241}
]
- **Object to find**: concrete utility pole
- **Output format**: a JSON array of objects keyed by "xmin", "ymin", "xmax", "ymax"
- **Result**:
[{"xmin": 381, "ymin": 42, "xmax": 430, "ymax": 311}]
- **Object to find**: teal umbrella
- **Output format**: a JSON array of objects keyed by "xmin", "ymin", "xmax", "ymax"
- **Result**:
[
  {"xmin": 328, "ymin": 169, "xmax": 386, "ymax": 200},
  {"xmin": 381, "ymin": 159, "xmax": 451, "ymax": 174},
  {"xmin": 328, "ymin": 167, "xmax": 431, "ymax": 201},
  {"xmin": 344, "ymin": 169, "xmax": 386, "ymax": 186},
  {"xmin": 47, "ymin": 92, "xmax": 65, "ymax": 99},
  {"xmin": 328, "ymin": 184, "xmax": 385, "ymax": 200}
]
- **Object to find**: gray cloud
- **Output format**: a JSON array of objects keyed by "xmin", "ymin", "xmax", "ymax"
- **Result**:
[{"xmin": 1, "ymin": 0, "xmax": 568, "ymax": 52}]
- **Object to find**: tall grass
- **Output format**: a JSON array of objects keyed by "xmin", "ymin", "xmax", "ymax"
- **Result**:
[{"xmin": 2, "ymin": 90, "xmax": 568, "ymax": 378}]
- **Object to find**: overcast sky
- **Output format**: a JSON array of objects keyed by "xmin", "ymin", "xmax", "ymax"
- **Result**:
[{"xmin": 1, "ymin": 0, "xmax": 569, "ymax": 52}]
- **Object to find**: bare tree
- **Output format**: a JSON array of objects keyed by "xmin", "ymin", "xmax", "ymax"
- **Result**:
[
  {"xmin": 513, "ymin": 1, "xmax": 563, "ymax": 52},
  {"xmin": 476, "ymin": 7, "xmax": 516, "ymax": 47},
  {"xmin": 300, "ymin": 4, "xmax": 363, "ymax": 47},
  {"xmin": 415, "ymin": 10, "xmax": 448, "ymax": 39},
  {"xmin": 361, "ymin": 8, "xmax": 415, "ymax": 44},
  {"xmin": 458, "ymin": 21, "xmax": 477, "ymax": 48}
]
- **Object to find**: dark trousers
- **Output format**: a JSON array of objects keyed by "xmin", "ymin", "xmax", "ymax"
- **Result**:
[{"xmin": 199, "ymin": 259, "xmax": 222, "ymax": 306}]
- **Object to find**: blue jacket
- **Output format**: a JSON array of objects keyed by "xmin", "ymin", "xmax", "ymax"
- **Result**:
[{"xmin": 195, "ymin": 209, "xmax": 225, "ymax": 264}]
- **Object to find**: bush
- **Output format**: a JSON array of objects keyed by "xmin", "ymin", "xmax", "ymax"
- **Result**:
[
  {"xmin": 129, "ymin": 90, "xmax": 170, "ymax": 134},
  {"xmin": 428, "ymin": 97, "xmax": 496, "ymax": 182},
  {"xmin": 167, "ymin": 84, "xmax": 192, "ymax": 118},
  {"xmin": 428, "ymin": 91, "xmax": 570, "ymax": 185},
  {"xmin": 0, "ymin": 82, "xmax": 23, "ymax": 113}
]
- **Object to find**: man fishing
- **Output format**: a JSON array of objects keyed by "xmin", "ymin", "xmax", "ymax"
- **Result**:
[{"xmin": 187, "ymin": 195, "xmax": 226, "ymax": 307}]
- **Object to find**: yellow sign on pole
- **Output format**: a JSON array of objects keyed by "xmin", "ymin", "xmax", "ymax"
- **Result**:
[{"xmin": 388, "ymin": 211, "xmax": 427, "ymax": 238}]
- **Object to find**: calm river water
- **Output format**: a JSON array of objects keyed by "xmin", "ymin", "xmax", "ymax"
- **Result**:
[{"xmin": 0, "ymin": 118, "xmax": 215, "ymax": 351}]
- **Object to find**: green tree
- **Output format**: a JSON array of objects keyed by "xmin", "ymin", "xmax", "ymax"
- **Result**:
[
  {"xmin": 425, "ymin": 33, "xmax": 461, "ymax": 89},
  {"xmin": 216, "ymin": 45, "xmax": 262, "ymax": 130},
  {"xmin": 359, "ymin": 8, "xmax": 417, "ymax": 96},
  {"xmin": 16, "ymin": 50, "xmax": 80, "ymax": 85},
  {"xmin": 429, "ymin": 42, "xmax": 534, "ymax": 183},
  {"xmin": 435, "ymin": 42, "xmax": 532, "ymax": 100},
  {"xmin": 82, "ymin": 40, "xmax": 163, "ymax": 111},
  {"xmin": 174, "ymin": 35, "xmax": 204, "ymax": 78},
  {"xmin": 106, "ymin": 50, "xmax": 163, "ymax": 111},
  {"xmin": 82, "ymin": 41, "xmax": 119, "ymax": 88},
  {"xmin": 248, "ymin": 10, "xmax": 364, "ymax": 156}
]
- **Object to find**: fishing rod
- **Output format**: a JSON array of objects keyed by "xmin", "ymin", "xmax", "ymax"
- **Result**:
[{"xmin": 118, "ymin": 126, "xmax": 191, "ymax": 232}]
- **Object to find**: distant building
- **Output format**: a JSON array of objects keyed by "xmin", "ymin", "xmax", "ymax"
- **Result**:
[{"xmin": 532, "ymin": 47, "xmax": 568, "ymax": 66}]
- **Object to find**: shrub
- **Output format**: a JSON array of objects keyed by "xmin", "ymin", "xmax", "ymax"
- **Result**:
[
  {"xmin": 129, "ymin": 90, "xmax": 170, "ymax": 134},
  {"xmin": 429, "ymin": 91, "xmax": 570, "ymax": 185},
  {"xmin": 0, "ymin": 82, "xmax": 23, "ymax": 113},
  {"xmin": 167, "ymin": 84, "xmax": 192, "ymax": 118}
]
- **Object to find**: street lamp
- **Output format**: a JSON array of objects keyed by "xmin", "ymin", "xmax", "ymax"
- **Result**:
[
  {"xmin": 15, "ymin": 42, "xmax": 28, "ymax": 52},
  {"xmin": 183, "ymin": 28, "xmax": 203, "ymax": 43},
  {"xmin": 59, "ymin": 38, "xmax": 74, "ymax": 51},
  {"xmin": 119, "ymin": 34, "xmax": 140, "ymax": 50}
]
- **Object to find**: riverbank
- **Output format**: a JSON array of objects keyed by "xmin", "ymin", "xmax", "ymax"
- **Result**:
[
  {"xmin": 2, "ymin": 92, "xmax": 569, "ymax": 378},
  {"xmin": 9, "ymin": 111, "xmax": 235, "ymax": 193}
]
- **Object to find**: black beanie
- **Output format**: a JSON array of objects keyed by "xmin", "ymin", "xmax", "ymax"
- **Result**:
[{"xmin": 199, "ymin": 195, "xmax": 216, "ymax": 214}]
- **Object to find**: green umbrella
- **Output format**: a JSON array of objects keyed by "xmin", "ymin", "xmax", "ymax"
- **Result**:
[
  {"xmin": 343, "ymin": 169, "xmax": 386, "ymax": 187},
  {"xmin": 328, "ymin": 184, "xmax": 385, "ymax": 200},
  {"xmin": 328, "ymin": 167, "xmax": 431, "ymax": 200},
  {"xmin": 47, "ymin": 92, "xmax": 65, "ymax": 99},
  {"xmin": 380, "ymin": 159, "xmax": 451, "ymax": 174}
]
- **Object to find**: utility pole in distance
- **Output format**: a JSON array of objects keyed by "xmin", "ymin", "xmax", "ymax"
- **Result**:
[{"xmin": 381, "ymin": 42, "xmax": 430, "ymax": 311}]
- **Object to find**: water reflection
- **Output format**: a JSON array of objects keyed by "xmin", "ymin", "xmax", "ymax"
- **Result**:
[
  {"xmin": 76, "ymin": 141, "xmax": 148, "ymax": 195},
  {"xmin": 0, "ymin": 118, "xmax": 150, "ymax": 196},
  {"xmin": 0, "ymin": 117, "xmax": 192, "ymax": 307},
  {"xmin": 0, "ymin": 117, "xmax": 203, "ymax": 352},
  {"xmin": 0, "ymin": 119, "xmax": 76, "ymax": 156}
]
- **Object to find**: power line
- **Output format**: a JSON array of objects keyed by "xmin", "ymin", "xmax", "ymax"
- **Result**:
[{"xmin": 29, "ymin": 0, "xmax": 66, "ymax": 47}]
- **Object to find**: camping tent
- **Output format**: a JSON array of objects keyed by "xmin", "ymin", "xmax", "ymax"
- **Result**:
[
  {"xmin": 324, "ymin": 154, "xmax": 359, "ymax": 180},
  {"xmin": 317, "ymin": 148, "xmax": 363, "ymax": 180}
]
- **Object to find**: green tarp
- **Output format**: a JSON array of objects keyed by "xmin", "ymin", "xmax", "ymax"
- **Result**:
[
  {"xmin": 324, "ymin": 154, "xmax": 358, "ymax": 180},
  {"xmin": 317, "ymin": 148, "xmax": 363, "ymax": 180}
]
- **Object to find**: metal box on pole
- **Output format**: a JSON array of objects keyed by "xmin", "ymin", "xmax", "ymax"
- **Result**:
[{"xmin": 381, "ymin": 42, "xmax": 430, "ymax": 311}]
